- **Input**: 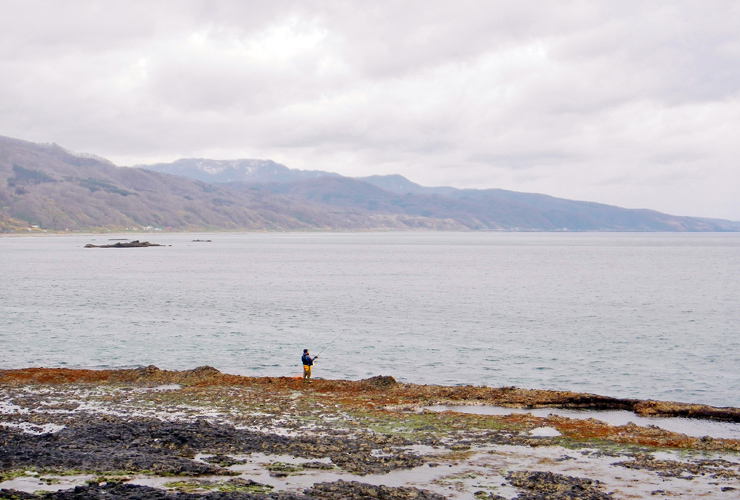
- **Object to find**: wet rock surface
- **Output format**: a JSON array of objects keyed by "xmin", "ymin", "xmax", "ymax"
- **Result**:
[
  {"xmin": 358, "ymin": 376, "xmax": 398, "ymax": 391},
  {"xmin": 0, "ymin": 480, "xmax": 447, "ymax": 499},
  {"xmin": 614, "ymin": 454, "xmax": 740, "ymax": 480},
  {"xmin": 4, "ymin": 366, "xmax": 740, "ymax": 422},
  {"xmin": 2, "ymin": 367, "xmax": 740, "ymax": 499},
  {"xmin": 307, "ymin": 480, "xmax": 447, "ymax": 499},
  {"xmin": 0, "ymin": 416, "xmax": 421, "ymax": 477},
  {"xmin": 505, "ymin": 471, "xmax": 613, "ymax": 500}
]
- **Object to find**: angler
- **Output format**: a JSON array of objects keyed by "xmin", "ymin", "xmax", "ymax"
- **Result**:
[{"xmin": 301, "ymin": 349, "xmax": 317, "ymax": 383}]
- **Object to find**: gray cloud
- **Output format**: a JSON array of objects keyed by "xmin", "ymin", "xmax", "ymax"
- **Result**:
[{"xmin": 1, "ymin": 0, "xmax": 739, "ymax": 219}]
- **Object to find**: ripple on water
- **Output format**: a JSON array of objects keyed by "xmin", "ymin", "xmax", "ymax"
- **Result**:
[{"xmin": 2, "ymin": 232, "xmax": 739, "ymax": 407}]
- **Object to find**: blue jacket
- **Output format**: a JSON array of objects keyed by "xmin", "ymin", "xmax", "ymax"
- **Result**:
[{"xmin": 302, "ymin": 353, "xmax": 316, "ymax": 366}]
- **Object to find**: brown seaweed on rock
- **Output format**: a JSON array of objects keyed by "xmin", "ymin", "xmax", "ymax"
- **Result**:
[{"xmin": 2, "ymin": 366, "xmax": 739, "ymax": 422}]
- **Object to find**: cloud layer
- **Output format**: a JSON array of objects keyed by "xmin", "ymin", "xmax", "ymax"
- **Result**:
[{"xmin": 2, "ymin": 1, "xmax": 739, "ymax": 219}]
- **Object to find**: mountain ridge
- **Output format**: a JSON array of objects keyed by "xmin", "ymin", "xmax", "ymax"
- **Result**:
[
  {"xmin": 141, "ymin": 157, "xmax": 740, "ymax": 232},
  {"xmin": 1, "ymin": 135, "xmax": 738, "ymax": 232},
  {"xmin": 137, "ymin": 158, "xmax": 340, "ymax": 184}
]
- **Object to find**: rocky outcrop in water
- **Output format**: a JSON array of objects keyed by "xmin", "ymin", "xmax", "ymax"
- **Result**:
[{"xmin": 84, "ymin": 240, "xmax": 165, "ymax": 248}]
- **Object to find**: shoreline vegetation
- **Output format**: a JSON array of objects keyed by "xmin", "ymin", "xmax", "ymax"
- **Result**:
[{"xmin": 2, "ymin": 366, "xmax": 740, "ymax": 499}]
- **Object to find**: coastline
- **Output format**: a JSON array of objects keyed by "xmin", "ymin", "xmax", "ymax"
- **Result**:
[{"xmin": 2, "ymin": 367, "xmax": 740, "ymax": 499}]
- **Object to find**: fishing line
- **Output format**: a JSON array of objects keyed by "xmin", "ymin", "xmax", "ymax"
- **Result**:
[{"xmin": 316, "ymin": 332, "xmax": 342, "ymax": 356}]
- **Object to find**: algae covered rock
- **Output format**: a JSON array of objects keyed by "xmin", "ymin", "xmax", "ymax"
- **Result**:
[{"xmin": 359, "ymin": 375, "xmax": 397, "ymax": 390}]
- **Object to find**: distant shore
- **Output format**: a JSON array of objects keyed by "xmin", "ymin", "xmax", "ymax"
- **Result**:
[{"xmin": 2, "ymin": 366, "xmax": 740, "ymax": 499}]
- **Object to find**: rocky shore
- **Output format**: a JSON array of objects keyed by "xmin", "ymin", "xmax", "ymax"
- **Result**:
[{"xmin": 1, "ymin": 366, "xmax": 739, "ymax": 499}]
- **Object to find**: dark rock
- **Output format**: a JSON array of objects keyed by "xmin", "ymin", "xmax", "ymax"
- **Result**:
[
  {"xmin": 301, "ymin": 462, "xmax": 336, "ymax": 470},
  {"xmin": 0, "ymin": 480, "xmax": 447, "ymax": 499},
  {"xmin": 359, "ymin": 376, "xmax": 397, "ymax": 390},
  {"xmin": 182, "ymin": 366, "xmax": 222, "ymax": 381},
  {"xmin": 132, "ymin": 365, "xmax": 163, "ymax": 379},
  {"xmin": 85, "ymin": 240, "xmax": 164, "ymax": 248},
  {"xmin": 506, "ymin": 471, "xmax": 613, "ymax": 499},
  {"xmin": 614, "ymin": 455, "xmax": 740, "ymax": 479},
  {"xmin": 474, "ymin": 492, "xmax": 508, "ymax": 500},
  {"xmin": 633, "ymin": 401, "xmax": 740, "ymax": 422},
  {"xmin": 305, "ymin": 479, "xmax": 447, "ymax": 499},
  {"xmin": 0, "ymin": 414, "xmax": 421, "ymax": 477},
  {"xmin": 202, "ymin": 454, "xmax": 247, "ymax": 467}
]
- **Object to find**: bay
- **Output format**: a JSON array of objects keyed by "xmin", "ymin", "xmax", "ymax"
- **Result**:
[{"xmin": 1, "ymin": 232, "xmax": 738, "ymax": 407}]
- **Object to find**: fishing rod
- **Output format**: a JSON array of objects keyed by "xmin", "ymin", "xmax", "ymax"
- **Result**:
[{"xmin": 316, "ymin": 332, "xmax": 342, "ymax": 356}]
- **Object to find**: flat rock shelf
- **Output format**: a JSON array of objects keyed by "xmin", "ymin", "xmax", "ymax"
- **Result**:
[{"xmin": 1, "ymin": 366, "xmax": 740, "ymax": 499}]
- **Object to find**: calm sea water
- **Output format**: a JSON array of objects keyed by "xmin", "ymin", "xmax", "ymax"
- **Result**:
[{"xmin": 1, "ymin": 232, "xmax": 738, "ymax": 407}]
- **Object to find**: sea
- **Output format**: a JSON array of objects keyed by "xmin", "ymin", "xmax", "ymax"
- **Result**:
[{"xmin": 1, "ymin": 232, "xmax": 739, "ymax": 408}]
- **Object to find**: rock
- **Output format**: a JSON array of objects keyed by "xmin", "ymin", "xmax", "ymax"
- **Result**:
[
  {"xmin": 85, "ymin": 240, "xmax": 164, "ymax": 248},
  {"xmin": 359, "ymin": 376, "xmax": 397, "ymax": 390},
  {"xmin": 201, "ymin": 454, "xmax": 247, "ymax": 467},
  {"xmin": 475, "ymin": 492, "xmax": 508, "ymax": 500},
  {"xmin": 0, "ymin": 412, "xmax": 423, "ymax": 478},
  {"xmin": 306, "ymin": 479, "xmax": 447, "ymax": 500},
  {"xmin": 634, "ymin": 401, "xmax": 740, "ymax": 422},
  {"xmin": 506, "ymin": 471, "xmax": 613, "ymax": 499},
  {"xmin": 614, "ymin": 455, "xmax": 740, "ymax": 479},
  {"xmin": 0, "ymin": 480, "xmax": 448, "ymax": 499}
]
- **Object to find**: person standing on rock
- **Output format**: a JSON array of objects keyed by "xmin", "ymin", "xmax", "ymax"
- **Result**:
[{"xmin": 302, "ymin": 349, "xmax": 317, "ymax": 382}]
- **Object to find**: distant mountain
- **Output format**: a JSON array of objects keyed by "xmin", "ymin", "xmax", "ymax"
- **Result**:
[
  {"xmin": 137, "ymin": 158, "xmax": 339, "ymax": 184},
  {"xmin": 137, "ymin": 158, "xmax": 740, "ymax": 232},
  {"xmin": 356, "ymin": 175, "xmax": 739, "ymax": 231},
  {"xmin": 2, "ymin": 135, "xmax": 738, "ymax": 232},
  {"xmin": 231, "ymin": 176, "xmax": 740, "ymax": 232},
  {"xmin": 357, "ymin": 174, "xmax": 457, "ymax": 196},
  {"xmin": 0, "ymin": 136, "xmax": 463, "ymax": 231}
]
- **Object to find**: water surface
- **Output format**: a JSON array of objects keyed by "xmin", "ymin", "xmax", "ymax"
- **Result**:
[{"xmin": 1, "ymin": 232, "xmax": 738, "ymax": 407}]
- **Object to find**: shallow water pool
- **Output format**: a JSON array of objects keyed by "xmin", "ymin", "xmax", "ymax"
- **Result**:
[{"xmin": 426, "ymin": 405, "xmax": 740, "ymax": 440}]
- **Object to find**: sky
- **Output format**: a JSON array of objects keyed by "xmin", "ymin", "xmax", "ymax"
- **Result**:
[{"xmin": 1, "ymin": 1, "xmax": 739, "ymax": 220}]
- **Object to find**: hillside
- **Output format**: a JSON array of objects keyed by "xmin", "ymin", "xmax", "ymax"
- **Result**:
[
  {"xmin": 358, "ymin": 176, "xmax": 736, "ymax": 232},
  {"xmin": 230, "ymin": 177, "xmax": 738, "ymax": 232},
  {"xmin": 2, "ymin": 135, "xmax": 738, "ymax": 232},
  {"xmin": 0, "ymin": 136, "xmax": 460, "ymax": 231},
  {"xmin": 139, "ymin": 157, "xmax": 740, "ymax": 231}
]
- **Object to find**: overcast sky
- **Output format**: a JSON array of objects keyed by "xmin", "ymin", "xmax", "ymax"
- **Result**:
[{"xmin": 2, "ymin": 1, "xmax": 739, "ymax": 220}]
